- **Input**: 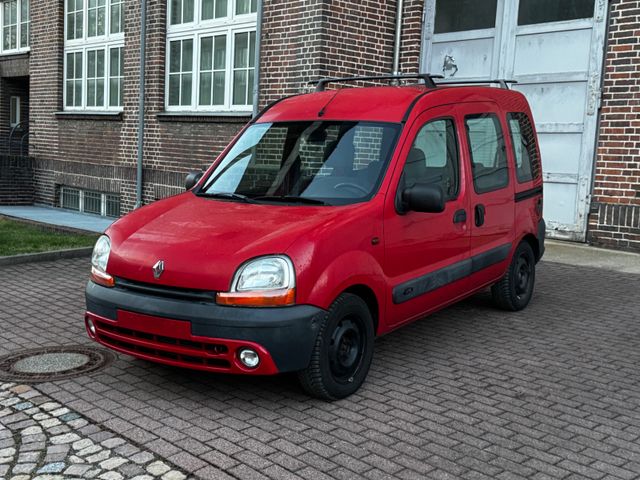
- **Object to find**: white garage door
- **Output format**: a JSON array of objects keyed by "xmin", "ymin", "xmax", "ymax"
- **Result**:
[{"xmin": 421, "ymin": 0, "xmax": 608, "ymax": 241}]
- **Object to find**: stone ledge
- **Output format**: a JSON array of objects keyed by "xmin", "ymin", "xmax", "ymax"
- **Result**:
[
  {"xmin": 55, "ymin": 111, "xmax": 123, "ymax": 121},
  {"xmin": 156, "ymin": 111, "xmax": 251, "ymax": 123},
  {"xmin": 0, "ymin": 247, "xmax": 93, "ymax": 267}
]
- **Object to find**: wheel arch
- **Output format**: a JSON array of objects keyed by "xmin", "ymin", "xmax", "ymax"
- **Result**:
[
  {"xmin": 520, "ymin": 233, "xmax": 541, "ymax": 262},
  {"xmin": 343, "ymin": 284, "xmax": 380, "ymax": 336}
]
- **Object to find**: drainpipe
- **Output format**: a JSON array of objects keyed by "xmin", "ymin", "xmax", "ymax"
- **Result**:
[
  {"xmin": 136, "ymin": 0, "xmax": 147, "ymax": 209},
  {"xmin": 392, "ymin": 0, "xmax": 404, "ymax": 75},
  {"xmin": 252, "ymin": 0, "xmax": 264, "ymax": 117}
]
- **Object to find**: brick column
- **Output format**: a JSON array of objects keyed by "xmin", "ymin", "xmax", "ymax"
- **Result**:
[{"xmin": 589, "ymin": 0, "xmax": 640, "ymax": 252}]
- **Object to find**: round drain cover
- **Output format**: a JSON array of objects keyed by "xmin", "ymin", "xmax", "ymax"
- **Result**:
[{"xmin": 0, "ymin": 346, "xmax": 115, "ymax": 383}]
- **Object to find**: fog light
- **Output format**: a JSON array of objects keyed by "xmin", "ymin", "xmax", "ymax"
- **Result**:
[
  {"xmin": 86, "ymin": 317, "xmax": 97, "ymax": 338},
  {"xmin": 238, "ymin": 348, "xmax": 260, "ymax": 368}
]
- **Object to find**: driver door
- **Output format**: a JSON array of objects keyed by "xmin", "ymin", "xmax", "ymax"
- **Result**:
[{"xmin": 384, "ymin": 106, "xmax": 471, "ymax": 328}]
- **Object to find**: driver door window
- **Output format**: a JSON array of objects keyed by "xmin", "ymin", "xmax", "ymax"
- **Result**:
[{"xmin": 403, "ymin": 118, "xmax": 460, "ymax": 201}]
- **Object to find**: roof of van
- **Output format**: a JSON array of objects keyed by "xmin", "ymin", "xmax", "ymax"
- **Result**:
[{"xmin": 257, "ymin": 85, "xmax": 529, "ymax": 124}]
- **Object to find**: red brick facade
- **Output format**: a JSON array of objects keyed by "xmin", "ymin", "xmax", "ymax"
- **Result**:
[{"xmin": 588, "ymin": 0, "xmax": 640, "ymax": 252}]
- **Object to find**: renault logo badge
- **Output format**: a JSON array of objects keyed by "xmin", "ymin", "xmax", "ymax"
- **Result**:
[{"xmin": 152, "ymin": 260, "xmax": 165, "ymax": 279}]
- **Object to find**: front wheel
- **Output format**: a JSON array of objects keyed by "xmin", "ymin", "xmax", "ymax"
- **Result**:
[
  {"xmin": 491, "ymin": 241, "xmax": 536, "ymax": 311},
  {"xmin": 298, "ymin": 293, "xmax": 374, "ymax": 400}
]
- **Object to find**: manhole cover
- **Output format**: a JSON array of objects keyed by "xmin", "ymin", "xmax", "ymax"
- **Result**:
[{"xmin": 0, "ymin": 346, "xmax": 116, "ymax": 383}]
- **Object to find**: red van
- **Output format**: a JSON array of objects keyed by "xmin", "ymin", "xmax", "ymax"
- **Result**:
[{"xmin": 85, "ymin": 75, "xmax": 544, "ymax": 400}]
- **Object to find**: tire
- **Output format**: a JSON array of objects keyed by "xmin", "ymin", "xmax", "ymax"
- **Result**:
[
  {"xmin": 491, "ymin": 241, "xmax": 536, "ymax": 311},
  {"xmin": 298, "ymin": 293, "xmax": 375, "ymax": 400}
]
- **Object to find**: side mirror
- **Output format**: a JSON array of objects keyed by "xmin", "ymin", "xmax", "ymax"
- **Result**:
[
  {"xmin": 402, "ymin": 184, "xmax": 445, "ymax": 213},
  {"xmin": 185, "ymin": 171, "xmax": 204, "ymax": 191}
]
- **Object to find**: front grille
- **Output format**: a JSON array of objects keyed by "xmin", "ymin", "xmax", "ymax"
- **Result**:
[
  {"xmin": 93, "ymin": 319, "xmax": 231, "ymax": 370},
  {"xmin": 115, "ymin": 277, "xmax": 217, "ymax": 303}
]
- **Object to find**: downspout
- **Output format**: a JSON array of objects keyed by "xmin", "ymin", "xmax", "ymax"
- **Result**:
[
  {"xmin": 392, "ymin": 0, "xmax": 404, "ymax": 75},
  {"xmin": 252, "ymin": 0, "xmax": 264, "ymax": 117},
  {"xmin": 136, "ymin": 0, "xmax": 147, "ymax": 208}
]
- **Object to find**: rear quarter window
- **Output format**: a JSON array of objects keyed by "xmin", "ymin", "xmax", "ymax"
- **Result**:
[{"xmin": 507, "ymin": 112, "xmax": 541, "ymax": 183}]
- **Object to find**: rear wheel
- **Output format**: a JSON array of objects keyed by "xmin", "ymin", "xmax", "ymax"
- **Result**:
[
  {"xmin": 298, "ymin": 293, "xmax": 374, "ymax": 400},
  {"xmin": 491, "ymin": 241, "xmax": 536, "ymax": 311}
]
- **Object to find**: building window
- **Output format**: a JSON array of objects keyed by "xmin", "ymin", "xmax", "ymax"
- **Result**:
[
  {"xmin": 65, "ymin": 52, "xmax": 83, "ymax": 108},
  {"xmin": 87, "ymin": 0, "xmax": 106, "ymax": 37},
  {"xmin": 64, "ymin": 0, "xmax": 124, "ymax": 111},
  {"xmin": 86, "ymin": 49, "xmax": 105, "ymax": 107},
  {"xmin": 110, "ymin": 0, "xmax": 123, "ymax": 34},
  {"xmin": 60, "ymin": 187, "xmax": 121, "ymax": 218},
  {"xmin": 109, "ymin": 46, "xmax": 124, "ymax": 107},
  {"xmin": 19, "ymin": 0, "xmax": 28, "ymax": 48},
  {"xmin": 9, "ymin": 96, "xmax": 20, "ymax": 127},
  {"xmin": 166, "ymin": 0, "xmax": 257, "ymax": 112},
  {"xmin": 0, "ymin": 0, "xmax": 29, "ymax": 53},
  {"xmin": 168, "ymin": 39, "xmax": 194, "ymax": 106}
]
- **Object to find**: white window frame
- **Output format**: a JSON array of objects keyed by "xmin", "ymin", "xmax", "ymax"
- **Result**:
[
  {"xmin": 0, "ymin": 0, "xmax": 29, "ymax": 55},
  {"xmin": 64, "ymin": 0, "xmax": 124, "ymax": 112},
  {"xmin": 166, "ymin": 0, "xmax": 257, "ymax": 113},
  {"xmin": 9, "ymin": 96, "xmax": 20, "ymax": 127}
]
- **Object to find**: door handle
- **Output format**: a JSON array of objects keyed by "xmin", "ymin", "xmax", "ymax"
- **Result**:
[
  {"xmin": 453, "ymin": 209, "xmax": 467, "ymax": 224},
  {"xmin": 475, "ymin": 204, "xmax": 486, "ymax": 227}
]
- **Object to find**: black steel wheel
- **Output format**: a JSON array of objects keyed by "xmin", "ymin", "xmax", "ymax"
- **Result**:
[
  {"xmin": 298, "ymin": 293, "xmax": 374, "ymax": 400},
  {"xmin": 491, "ymin": 241, "xmax": 536, "ymax": 311}
]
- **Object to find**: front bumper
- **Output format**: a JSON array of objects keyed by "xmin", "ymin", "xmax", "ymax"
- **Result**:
[{"xmin": 85, "ymin": 281, "xmax": 326, "ymax": 375}]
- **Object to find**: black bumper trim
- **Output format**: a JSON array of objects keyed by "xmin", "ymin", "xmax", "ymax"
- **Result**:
[
  {"xmin": 86, "ymin": 282, "xmax": 326, "ymax": 373},
  {"xmin": 537, "ymin": 218, "xmax": 546, "ymax": 262}
]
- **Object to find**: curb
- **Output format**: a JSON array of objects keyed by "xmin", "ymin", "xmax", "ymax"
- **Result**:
[{"xmin": 0, "ymin": 247, "xmax": 93, "ymax": 267}]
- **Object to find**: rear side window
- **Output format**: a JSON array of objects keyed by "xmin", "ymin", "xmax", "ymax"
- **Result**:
[
  {"xmin": 404, "ymin": 118, "xmax": 459, "ymax": 201},
  {"xmin": 507, "ymin": 112, "xmax": 541, "ymax": 183},
  {"xmin": 465, "ymin": 114, "xmax": 508, "ymax": 193}
]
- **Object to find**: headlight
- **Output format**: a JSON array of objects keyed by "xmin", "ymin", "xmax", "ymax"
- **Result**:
[
  {"xmin": 233, "ymin": 256, "xmax": 295, "ymax": 292},
  {"xmin": 90, "ymin": 235, "xmax": 114, "ymax": 288},
  {"xmin": 91, "ymin": 235, "xmax": 111, "ymax": 272},
  {"xmin": 217, "ymin": 256, "xmax": 296, "ymax": 307}
]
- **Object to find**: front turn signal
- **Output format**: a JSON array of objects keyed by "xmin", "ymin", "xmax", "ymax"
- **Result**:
[
  {"xmin": 91, "ymin": 266, "xmax": 115, "ymax": 288},
  {"xmin": 216, "ymin": 288, "xmax": 295, "ymax": 307}
]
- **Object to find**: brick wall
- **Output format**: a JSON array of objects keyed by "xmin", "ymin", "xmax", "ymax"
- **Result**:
[
  {"xmin": 589, "ymin": 0, "xmax": 640, "ymax": 252},
  {"xmin": 29, "ymin": 0, "xmax": 244, "ymax": 214},
  {"xmin": 260, "ymin": 0, "xmax": 423, "ymax": 105},
  {"xmin": 0, "ymin": 156, "xmax": 33, "ymax": 205},
  {"xmin": 26, "ymin": 0, "xmax": 424, "ymax": 215}
]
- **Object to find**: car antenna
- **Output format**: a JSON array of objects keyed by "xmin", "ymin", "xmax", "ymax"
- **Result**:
[{"xmin": 318, "ymin": 89, "xmax": 340, "ymax": 117}]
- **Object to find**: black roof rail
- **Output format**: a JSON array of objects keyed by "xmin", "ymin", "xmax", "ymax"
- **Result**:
[
  {"xmin": 310, "ymin": 74, "xmax": 445, "ymax": 92},
  {"xmin": 435, "ymin": 79, "xmax": 518, "ymax": 89}
]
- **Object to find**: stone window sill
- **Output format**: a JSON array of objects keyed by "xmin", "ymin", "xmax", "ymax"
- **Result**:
[{"xmin": 55, "ymin": 111, "xmax": 123, "ymax": 121}]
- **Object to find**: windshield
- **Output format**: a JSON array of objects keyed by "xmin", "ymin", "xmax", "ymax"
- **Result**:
[{"xmin": 199, "ymin": 121, "xmax": 400, "ymax": 206}]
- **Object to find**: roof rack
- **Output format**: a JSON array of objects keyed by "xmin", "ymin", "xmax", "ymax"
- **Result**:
[
  {"xmin": 309, "ymin": 75, "xmax": 518, "ymax": 92},
  {"xmin": 436, "ymin": 79, "xmax": 518, "ymax": 89},
  {"xmin": 310, "ymin": 74, "xmax": 445, "ymax": 92}
]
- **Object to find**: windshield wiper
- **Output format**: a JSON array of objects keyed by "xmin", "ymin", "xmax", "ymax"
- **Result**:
[
  {"xmin": 196, "ymin": 191, "xmax": 255, "ymax": 203},
  {"xmin": 253, "ymin": 195, "xmax": 328, "ymax": 206}
]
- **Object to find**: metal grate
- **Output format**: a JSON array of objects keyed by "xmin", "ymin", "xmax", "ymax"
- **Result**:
[
  {"xmin": 61, "ymin": 187, "xmax": 81, "ymax": 211},
  {"xmin": 84, "ymin": 191, "xmax": 102, "ymax": 215},
  {"xmin": 106, "ymin": 194, "xmax": 120, "ymax": 218},
  {"xmin": 59, "ymin": 186, "xmax": 121, "ymax": 218}
]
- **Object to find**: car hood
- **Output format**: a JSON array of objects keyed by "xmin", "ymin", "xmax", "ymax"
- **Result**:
[{"xmin": 105, "ymin": 192, "xmax": 347, "ymax": 291}]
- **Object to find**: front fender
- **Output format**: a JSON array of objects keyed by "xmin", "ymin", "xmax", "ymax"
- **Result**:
[{"xmin": 300, "ymin": 250, "xmax": 388, "ymax": 332}]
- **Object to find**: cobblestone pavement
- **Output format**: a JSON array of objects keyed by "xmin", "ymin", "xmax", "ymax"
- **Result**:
[
  {"xmin": 0, "ymin": 383, "xmax": 186, "ymax": 479},
  {"xmin": 0, "ymin": 257, "xmax": 639, "ymax": 479}
]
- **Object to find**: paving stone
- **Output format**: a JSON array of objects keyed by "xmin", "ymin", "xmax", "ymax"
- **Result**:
[
  {"xmin": 100, "ymin": 456, "xmax": 128, "ymax": 470},
  {"xmin": 147, "ymin": 460, "xmax": 171, "ymax": 476},
  {"xmin": 36, "ymin": 462, "xmax": 66, "ymax": 474},
  {"xmin": 50, "ymin": 433, "xmax": 80, "ymax": 445}
]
